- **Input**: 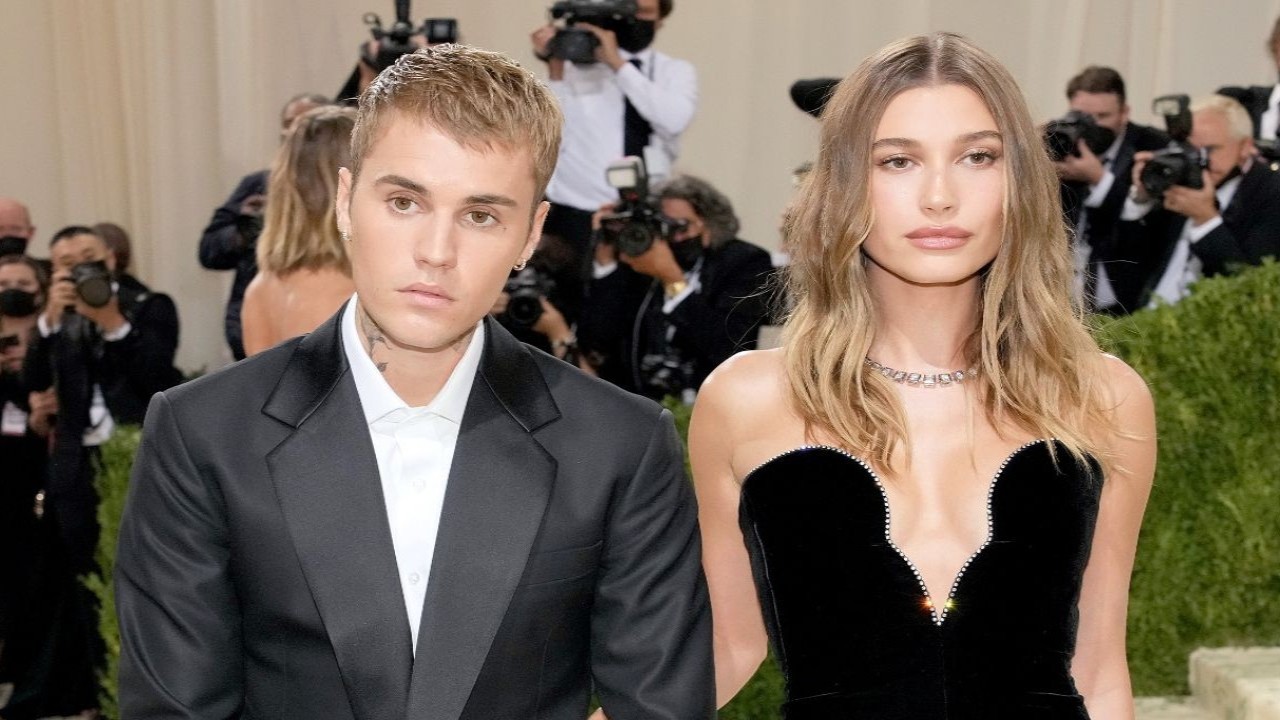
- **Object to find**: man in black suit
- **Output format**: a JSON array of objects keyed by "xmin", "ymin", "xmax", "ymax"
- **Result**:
[
  {"xmin": 579, "ymin": 175, "xmax": 774, "ymax": 399},
  {"xmin": 24, "ymin": 226, "xmax": 182, "ymax": 573},
  {"xmin": 1054, "ymin": 66, "xmax": 1170, "ymax": 314},
  {"xmin": 1118, "ymin": 94, "xmax": 1280, "ymax": 308},
  {"xmin": 116, "ymin": 45, "xmax": 714, "ymax": 720},
  {"xmin": 1217, "ymin": 17, "xmax": 1280, "ymax": 142}
]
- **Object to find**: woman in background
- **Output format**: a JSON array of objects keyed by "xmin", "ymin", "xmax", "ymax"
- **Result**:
[
  {"xmin": 693, "ymin": 33, "xmax": 1155, "ymax": 719},
  {"xmin": 242, "ymin": 105, "xmax": 356, "ymax": 355}
]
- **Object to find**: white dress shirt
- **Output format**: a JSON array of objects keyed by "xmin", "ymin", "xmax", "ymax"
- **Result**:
[
  {"xmin": 340, "ymin": 296, "xmax": 484, "ymax": 652},
  {"xmin": 1073, "ymin": 133, "xmax": 1123, "ymax": 307},
  {"xmin": 546, "ymin": 47, "xmax": 698, "ymax": 211},
  {"xmin": 36, "ymin": 305, "xmax": 129, "ymax": 446},
  {"xmin": 1121, "ymin": 172, "xmax": 1244, "ymax": 306}
]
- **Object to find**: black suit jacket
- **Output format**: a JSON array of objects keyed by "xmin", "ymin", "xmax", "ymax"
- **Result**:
[
  {"xmin": 199, "ymin": 170, "xmax": 267, "ymax": 360},
  {"xmin": 579, "ymin": 238, "xmax": 775, "ymax": 394},
  {"xmin": 1218, "ymin": 84, "xmax": 1273, "ymax": 139},
  {"xmin": 1115, "ymin": 158, "xmax": 1280, "ymax": 308},
  {"xmin": 115, "ymin": 311, "xmax": 715, "ymax": 719},
  {"xmin": 23, "ymin": 284, "xmax": 181, "ymax": 570}
]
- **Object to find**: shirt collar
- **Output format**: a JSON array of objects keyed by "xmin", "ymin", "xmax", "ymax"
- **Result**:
[
  {"xmin": 340, "ymin": 295, "xmax": 484, "ymax": 427},
  {"xmin": 620, "ymin": 46, "xmax": 654, "ymax": 65}
]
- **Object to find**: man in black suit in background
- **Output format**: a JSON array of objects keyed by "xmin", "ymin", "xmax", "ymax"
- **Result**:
[
  {"xmin": 116, "ymin": 45, "xmax": 714, "ymax": 720},
  {"xmin": 1118, "ymin": 94, "xmax": 1280, "ymax": 308},
  {"xmin": 579, "ymin": 175, "xmax": 774, "ymax": 400},
  {"xmin": 1054, "ymin": 66, "xmax": 1169, "ymax": 314}
]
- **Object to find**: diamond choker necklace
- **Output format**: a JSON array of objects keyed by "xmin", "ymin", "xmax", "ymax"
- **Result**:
[{"xmin": 864, "ymin": 357, "xmax": 976, "ymax": 388}]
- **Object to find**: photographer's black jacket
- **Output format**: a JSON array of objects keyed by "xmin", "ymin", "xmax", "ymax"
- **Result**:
[
  {"xmin": 1115, "ymin": 157, "xmax": 1280, "ymax": 308},
  {"xmin": 200, "ymin": 169, "xmax": 267, "ymax": 360},
  {"xmin": 580, "ymin": 238, "xmax": 774, "ymax": 396},
  {"xmin": 22, "ymin": 283, "xmax": 182, "ymax": 570}
]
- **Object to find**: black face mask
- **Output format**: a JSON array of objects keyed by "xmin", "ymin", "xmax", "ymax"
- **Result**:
[
  {"xmin": 670, "ymin": 236, "xmax": 704, "ymax": 272},
  {"xmin": 0, "ymin": 288, "xmax": 37, "ymax": 317},
  {"xmin": 616, "ymin": 19, "xmax": 656, "ymax": 53},
  {"xmin": 0, "ymin": 236, "xmax": 28, "ymax": 257}
]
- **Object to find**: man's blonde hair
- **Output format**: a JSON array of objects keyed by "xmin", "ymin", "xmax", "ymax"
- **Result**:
[
  {"xmin": 1191, "ymin": 94, "xmax": 1255, "ymax": 141},
  {"xmin": 349, "ymin": 44, "xmax": 563, "ymax": 204}
]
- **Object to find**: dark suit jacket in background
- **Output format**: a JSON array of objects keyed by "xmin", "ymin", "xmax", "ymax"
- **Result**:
[
  {"xmin": 23, "ymin": 284, "xmax": 181, "ymax": 571},
  {"xmin": 199, "ymin": 169, "xmax": 267, "ymax": 361},
  {"xmin": 579, "ymin": 237, "xmax": 775, "ymax": 393},
  {"xmin": 1114, "ymin": 157, "xmax": 1280, "ymax": 308},
  {"xmin": 1217, "ymin": 84, "xmax": 1274, "ymax": 140},
  {"xmin": 115, "ymin": 312, "xmax": 715, "ymax": 719},
  {"xmin": 1060, "ymin": 122, "xmax": 1170, "ymax": 312}
]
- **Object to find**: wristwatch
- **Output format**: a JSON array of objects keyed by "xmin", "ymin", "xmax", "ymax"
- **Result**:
[{"xmin": 664, "ymin": 280, "xmax": 689, "ymax": 299}]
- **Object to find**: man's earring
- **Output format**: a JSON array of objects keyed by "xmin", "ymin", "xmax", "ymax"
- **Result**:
[
  {"xmin": 513, "ymin": 258, "xmax": 527, "ymax": 271},
  {"xmin": 341, "ymin": 230, "xmax": 350, "ymax": 242}
]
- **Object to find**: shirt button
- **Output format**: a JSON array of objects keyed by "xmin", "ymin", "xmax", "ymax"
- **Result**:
[{"xmin": 408, "ymin": 572, "xmax": 421, "ymax": 585}]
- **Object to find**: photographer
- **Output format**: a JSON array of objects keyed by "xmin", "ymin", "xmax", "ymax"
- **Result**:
[
  {"xmin": 0, "ymin": 198, "xmax": 36, "ymax": 258},
  {"xmin": 1052, "ymin": 67, "xmax": 1168, "ymax": 314},
  {"xmin": 491, "ymin": 233, "xmax": 582, "ymax": 363},
  {"xmin": 199, "ymin": 93, "xmax": 329, "ymax": 360},
  {"xmin": 1119, "ymin": 94, "xmax": 1280, "ymax": 307},
  {"xmin": 579, "ymin": 175, "xmax": 773, "ymax": 399},
  {"xmin": 531, "ymin": 0, "xmax": 697, "ymax": 320},
  {"xmin": 24, "ymin": 226, "xmax": 181, "ymax": 575}
]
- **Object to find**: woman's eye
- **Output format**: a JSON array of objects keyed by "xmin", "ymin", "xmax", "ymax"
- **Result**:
[
  {"xmin": 965, "ymin": 151, "xmax": 997, "ymax": 166},
  {"xmin": 880, "ymin": 156, "xmax": 912, "ymax": 170}
]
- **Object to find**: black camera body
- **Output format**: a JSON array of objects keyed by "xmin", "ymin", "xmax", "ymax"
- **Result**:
[
  {"xmin": 1044, "ymin": 110, "xmax": 1117, "ymax": 162},
  {"xmin": 1139, "ymin": 94, "xmax": 1207, "ymax": 200},
  {"xmin": 362, "ymin": 0, "xmax": 459, "ymax": 72},
  {"xmin": 547, "ymin": 0, "xmax": 639, "ymax": 64},
  {"xmin": 502, "ymin": 266, "xmax": 554, "ymax": 328},
  {"xmin": 69, "ymin": 260, "xmax": 113, "ymax": 308},
  {"xmin": 598, "ymin": 156, "xmax": 688, "ymax": 257}
]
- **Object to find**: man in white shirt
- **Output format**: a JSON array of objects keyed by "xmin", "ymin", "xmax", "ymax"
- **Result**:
[
  {"xmin": 1117, "ymin": 94, "xmax": 1280, "ymax": 308},
  {"xmin": 116, "ymin": 45, "xmax": 714, "ymax": 720},
  {"xmin": 531, "ymin": 0, "xmax": 698, "ymax": 320}
]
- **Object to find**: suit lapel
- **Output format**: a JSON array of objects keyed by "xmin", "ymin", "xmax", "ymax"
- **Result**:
[
  {"xmin": 265, "ymin": 310, "xmax": 413, "ymax": 719},
  {"xmin": 406, "ymin": 318, "xmax": 560, "ymax": 719}
]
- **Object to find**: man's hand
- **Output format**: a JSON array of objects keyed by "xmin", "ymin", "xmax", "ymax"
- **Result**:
[
  {"xmin": 592, "ymin": 203, "xmax": 619, "ymax": 266},
  {"xmin": 76, "ymin": 291, "xmax": 128, "ymax": 334},
  {"xmin": 1055, "ymin": 139, "xmax": 1106, "ymax": 184},
  {"xmin": 531, "ymin": 298, "xmax": 573, "ymax": 356},
  {"xmin": 41, "ymin": 271, "xmax": 78, "ymax": 330},
  {"xmin": 27, "ymin": 388, "xmax": 57, "ymax": 437},
  {"xmin": 1163, "ymin": 170, "xmax": 1219, "ymax": 225},
  {"xmin": 1129, "ymin": 151, "xmax": 1155, "ymax": 204},
  {"xmin": 531, "ymin": 24, "xmax": 566, "ymax": 79},
  {"xmin": 578, "ymin": 23, "xmax": 624, "ymax": 70},
  {"xmin": 621, "ymin": 239, "xmax": 684, "ymax": 285}
]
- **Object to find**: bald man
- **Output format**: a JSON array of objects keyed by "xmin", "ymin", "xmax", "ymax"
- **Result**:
[{"xmin": 0, "ymin": 197, "xmax": 35, "ymax": 257}]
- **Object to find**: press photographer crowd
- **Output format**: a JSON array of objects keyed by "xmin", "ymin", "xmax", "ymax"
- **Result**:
[{"xmin": 3, "ymin": 1, "xmax": 1280, "ymax": 717}]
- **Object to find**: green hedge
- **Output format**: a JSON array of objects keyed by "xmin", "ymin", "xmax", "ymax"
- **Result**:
[{"xmin": 88, "ymin": 266, "xmax": 1280, "ymax": 715}]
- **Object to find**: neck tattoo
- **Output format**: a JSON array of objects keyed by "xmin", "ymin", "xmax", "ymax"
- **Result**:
[{"xmin": 359, "ymin": 306, "xmax": 389, "ymax": 373}]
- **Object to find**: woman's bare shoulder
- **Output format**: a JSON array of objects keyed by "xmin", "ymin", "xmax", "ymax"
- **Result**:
[{"xmin": 700, "ymin": 348, "xmax": 790, "ymax": 413}]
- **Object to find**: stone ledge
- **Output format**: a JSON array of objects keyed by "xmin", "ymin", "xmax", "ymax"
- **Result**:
[
  {"xmin": 1189, "ymin": 647, "xmax": 1280, "ymax": 720},
  {"xmin": 1136, "ymin": 696, "xmax": 1214, "ymax": 720}
]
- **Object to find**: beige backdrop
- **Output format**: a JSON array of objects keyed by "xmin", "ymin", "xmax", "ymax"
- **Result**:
[{"xmin": 3, "ymin": 0, "xmax": 1279, "ymax": 371}]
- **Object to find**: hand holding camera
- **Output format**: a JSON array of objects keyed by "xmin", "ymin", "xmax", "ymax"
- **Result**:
[
  {"xmin": 43, "ymin": 262, "xmax": 126, "ymax": 333},
  {"xmin": 1054, "ymin": 139, "xmax": 1106, "ymax": 185}
]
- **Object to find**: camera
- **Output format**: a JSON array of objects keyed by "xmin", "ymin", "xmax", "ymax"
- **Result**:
[
  {"xmin": 1043, "ymin": 110, "xmax": 1117, "ymax": 162},
  {"xmin": 362, "ymin": 0, "xmax": 459, "ymax": 72},
  {"xmin": 502, "ymin": 266, "xmax": 554, "ymax": 328},
  {"xmin": 1139, "ymin": 94, "xmax": 1207, "ymax": 200},
  {"xmin": 597, "ymin": 156, "xmax": 688, "ymax": 257},
  {"xmin": 547, "ymin": 0, "xmax": 639, "ymax": 64},
  {"xmin": 638, "ymin": 348, "xmax": 696, "ymax": 399},
  {"xmin": 68, "ymin": 260, "xmax": 113, "ymax": 308}
]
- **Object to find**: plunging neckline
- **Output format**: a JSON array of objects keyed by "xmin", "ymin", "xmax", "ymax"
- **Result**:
[{"xmin": 742, "ymin": 438, "xmax": 1051, "ymax": 626}]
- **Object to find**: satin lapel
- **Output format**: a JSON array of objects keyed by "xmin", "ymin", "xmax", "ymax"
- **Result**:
[
  {"xmin": 265, "ymin": 310, "xmax": 412, "ymax": 720},
  {"xmin": 406, "ymin": 319, "xmax": 560, "ymax": 719}
]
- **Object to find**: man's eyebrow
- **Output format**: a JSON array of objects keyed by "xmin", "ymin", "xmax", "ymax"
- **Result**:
[
  {"xmin": 465, "ymin": 193, "xmax": 519, "ymax": 208},
  {"xmin": 373, "ymin": 174, "xmax": 428, "ymax": 195},
  {"xmin": 871, "ymin": 130, "xmax": 1003, "ymax": 151}
]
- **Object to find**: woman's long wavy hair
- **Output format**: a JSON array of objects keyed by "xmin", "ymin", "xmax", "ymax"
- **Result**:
[
  {"xmin": 782, "ymin": 32, "xmax": 1116, "ymax": 475},
  {"xmin": 258, "ymin": 106, "xmax": 356, "ymax": 275}
]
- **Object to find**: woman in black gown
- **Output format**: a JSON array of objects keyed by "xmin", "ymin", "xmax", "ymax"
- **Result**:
[{"xmin": 691, "ymin": 33, "xmax": 1156, "ymax": 719}]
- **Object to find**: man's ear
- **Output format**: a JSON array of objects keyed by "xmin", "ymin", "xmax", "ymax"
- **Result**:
[
  {"xmin": 336, "ymin": 167, "xmax": 353, "ymax": 237},
  {"xmin": 523, "ymin": 200, "xmax": 550, "ymax": 261}
]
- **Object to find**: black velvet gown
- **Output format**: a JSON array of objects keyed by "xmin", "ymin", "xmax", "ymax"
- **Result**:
[{"xmin": 739, "ymin": 439, "xmax": 1102, "ymax": 719}]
